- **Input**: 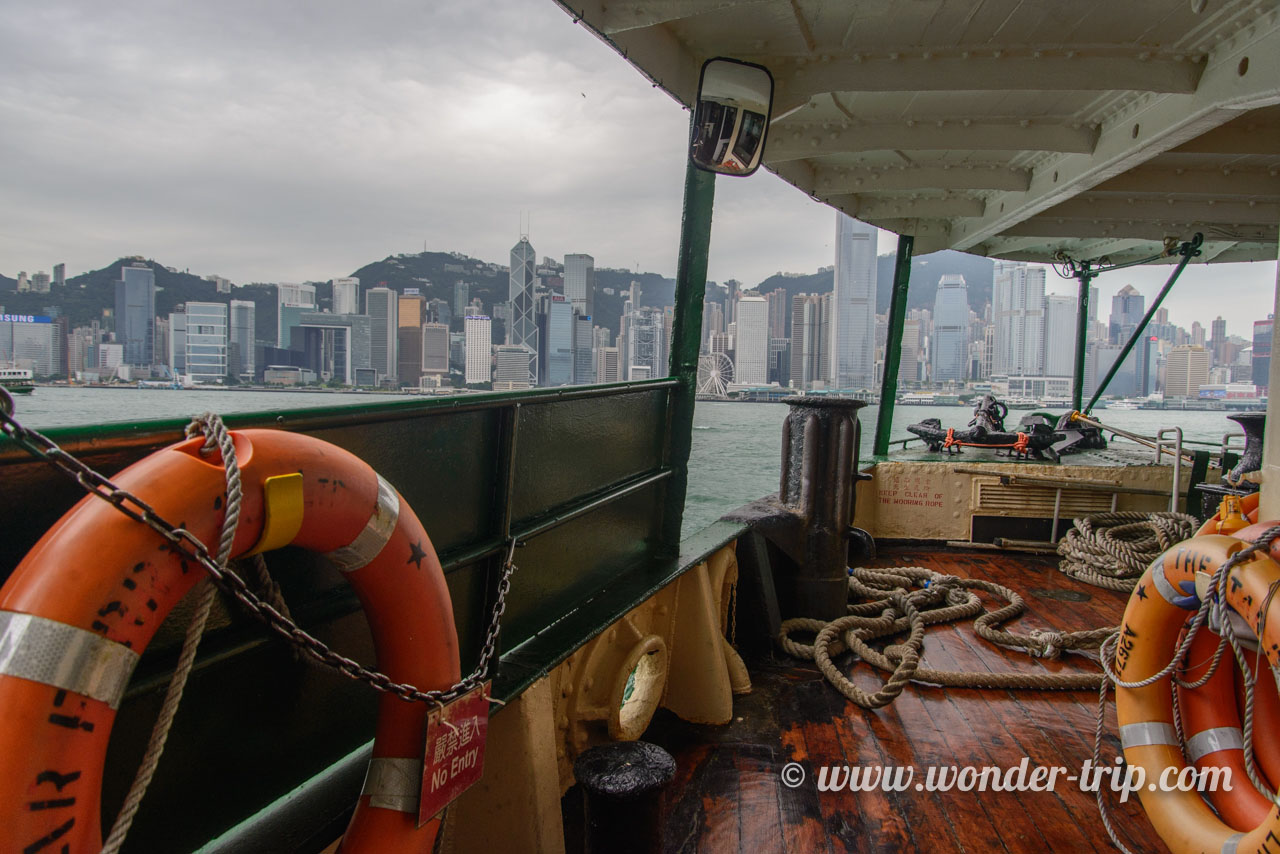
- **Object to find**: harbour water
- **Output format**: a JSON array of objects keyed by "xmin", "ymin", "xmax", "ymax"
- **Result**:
[{"xmin": 5, "ymin": 387, "xmax": 1253, "ymax": 536}]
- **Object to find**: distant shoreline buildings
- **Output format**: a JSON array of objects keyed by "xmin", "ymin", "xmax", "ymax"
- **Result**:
[{"xmin": 1, "ymin": 222, "xmax": 1268, "ymax": 403}]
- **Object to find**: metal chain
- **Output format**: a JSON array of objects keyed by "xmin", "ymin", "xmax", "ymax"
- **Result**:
[{"xmin": 0, "ymin": 391, "xmax": 515, "ymax": 706}]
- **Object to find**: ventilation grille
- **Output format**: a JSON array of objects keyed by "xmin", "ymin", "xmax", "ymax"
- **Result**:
[{"xmin": 974, "ymin": 481, "xmax": 1113, "ymax": 516}]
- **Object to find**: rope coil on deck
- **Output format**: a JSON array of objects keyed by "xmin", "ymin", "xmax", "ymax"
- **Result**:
[
  {"xmin": 1057, "ymin": 511, "xmax": 1198, "ymax": 591},
  {"xmin": 778, "ymin": 566, "xmax": 1111, "ymax": 709}
]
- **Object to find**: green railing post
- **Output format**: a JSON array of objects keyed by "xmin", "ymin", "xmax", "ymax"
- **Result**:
[
  {"xmin": 661, "ymin": 159, "xmax": 716, "ymax": 551},
  {"xmin": 1084, "ymin": 234, "xmax": 1203, "ymax": 413},
  {"xmin": 1071, "ymin": 265, "xmax": 1094, "ymax": 413},
  {"xmin": 873, "ymin": 235, "xmax": 914, "ymax": 457}
]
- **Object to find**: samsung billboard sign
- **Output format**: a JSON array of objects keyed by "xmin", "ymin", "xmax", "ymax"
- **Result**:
[{"xmin": 0, "ymin": 314, "xmax": 53, "ymax": 324}]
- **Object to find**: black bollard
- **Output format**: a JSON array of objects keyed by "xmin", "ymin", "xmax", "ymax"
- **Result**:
[
  {"xmin": 777, "ymin": 396, "xmax": 869, "ymax": 620},
  {"xmin": 573, "ymin": 741, "xmax": 676, "ymax": 854}
]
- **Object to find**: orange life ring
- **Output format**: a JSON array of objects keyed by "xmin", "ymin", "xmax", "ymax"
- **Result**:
[
  {"xmin": 0, "ymin": 429, "xmax": 460, "ymax": 853},
  {"xmin": 1175, "ymin": 627, "xmax": 1271, "ymax": 830},
  {"xmin": 1116, "ymin": 534, "xmax": 1280, "ymax": 854},
  {"xmin": 1233, "ymin": 655, "xmax": 1280, "ymax": 791}
]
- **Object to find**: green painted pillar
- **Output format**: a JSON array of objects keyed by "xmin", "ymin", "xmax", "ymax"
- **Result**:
[
  {"xmin": 873, "ymin": 235, "xmax": 914, "ymax": 457},
  {"xmin": 1072, "ymin": 268, "xmax": 1093, "ymax": 413},
  {"xmin": 661, "ymin": 160, "xmax": 716, "ymax": 552}
]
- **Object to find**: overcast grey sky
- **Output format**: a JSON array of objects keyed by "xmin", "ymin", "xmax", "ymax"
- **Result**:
[{"xmin": 1, "ymin": 0, "xmax": 1274, "ymax": 338}]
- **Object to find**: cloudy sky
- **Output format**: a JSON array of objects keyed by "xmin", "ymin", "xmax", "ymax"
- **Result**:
[{"xmin": 1, "ymin": 0, "xmax": 1274, "ymax": 338}]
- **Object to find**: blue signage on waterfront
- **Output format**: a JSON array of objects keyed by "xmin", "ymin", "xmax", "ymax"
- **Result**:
[{"xmin": 0, "ymin": 314, "xmax": 53, "ymax": 324}]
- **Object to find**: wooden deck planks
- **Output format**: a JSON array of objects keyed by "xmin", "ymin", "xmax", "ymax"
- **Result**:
[{"xmin": 647, "ymin": 546, "xmax": 1172, "ymax": 854}]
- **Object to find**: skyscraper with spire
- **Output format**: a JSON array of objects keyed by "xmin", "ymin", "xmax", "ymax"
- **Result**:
[{"xmin": 508, "ymin": 236, "xmax": 538, "ymax": 385}]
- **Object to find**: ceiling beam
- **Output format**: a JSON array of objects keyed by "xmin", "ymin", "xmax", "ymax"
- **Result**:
[
  {"xmin": 814, "ymin": 165, "xmax": 1031, "ymax": 194},
  {"xmin": 973, "ymin": 236, "xmax": 1054, "ymax": 257},
  {"xmin": 947, "ymin": 17, "xmax": 1280, "ymax": 253},
  {"xmin": 766, "ymin": 53, "xmax": 1204, "ymax": 103},
  {"xmin": 1038, "ymin": 197, "xmax": 1280, "ymax": 225},
  {"xmin": 824, "ymin": 194, "xmax": 986, "ymax": 219},
  {"xmin": 1166, "ymin": 123, "xmax": 1280, "ymax": 155},
  {"xmin": 999, "ymin": 219, "xmax": 1278, "ymax": 244},
  {"xmin": 597, "ymin": 0, "xmax": 775, "ymax": 33},
  {"xmin": 853, "ymin": 218, "xmax": 954, "ymax": 255},
  {"xmin": 1089, "ymin": 168, "xmax": 1280, "ymax": 197},
  {"xmin": 766, "ymin": 121, "xmax": 1098, "ymax": 162}
]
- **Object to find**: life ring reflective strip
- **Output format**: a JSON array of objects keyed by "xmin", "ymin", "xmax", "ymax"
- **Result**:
[
  {"xmin": 1175, "ymin": 628, "xmax": 1271, "ymax": 831},
  {"xmin": 0, "ymin": 429, "xmax": 460, "ymax": 853},
  {"xmin": 1116, "ymin": 535, "xmax": 1280, "ymax": 854}
]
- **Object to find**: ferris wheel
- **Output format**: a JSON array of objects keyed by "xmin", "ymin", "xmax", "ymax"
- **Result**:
[{"xmin": 696, "ymin": 352, "xmax": 734, "ymax": 397}]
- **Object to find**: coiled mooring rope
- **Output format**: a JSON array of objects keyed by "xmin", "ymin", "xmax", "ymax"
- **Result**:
[
  {"xmin": 778, "ymin": 566, "xmax": 1111, "ymax": 709},
  {"xmin": 1057, "ymin": 511, "xmax": 1198, "ymax": 591}
]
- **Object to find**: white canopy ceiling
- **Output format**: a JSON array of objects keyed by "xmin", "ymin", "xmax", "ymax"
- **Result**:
[{"xmin": 559, "ymin": 0, "xmax": 1280, "ymax": 264}]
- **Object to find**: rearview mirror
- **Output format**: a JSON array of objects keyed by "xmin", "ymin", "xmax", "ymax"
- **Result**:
[{"xmin": 690, "ymin": 58, "xmax": 773, "ymax": 177}]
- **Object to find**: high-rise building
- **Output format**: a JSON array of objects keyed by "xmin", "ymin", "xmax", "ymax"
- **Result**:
[
  {"xmin": 830, "ymin": 214, "xmax": 877, "ymax": 388},
  {"xmin": 563, "ymin": 254, "xmax": 595, "ymax": 318},
  {"xmin": 1165, "ymin": 345, "xmax": 1211, "ymax": 397},
  {"xmin": 52, "ymin": 263, "xmax": 65, "ymax": 286},
  {"xmin": 595, "ymin": 346, "xmax": 621, "ymax": 384},
  {"xmin": 154, "ymin": 317, "xmax": 169, "ymax": 372},
  {"xmin": 396, "ymin": 290, "xmax": 427, "ymax": 386},
  {"xmin": 494, "ymin": 346, "xmax": 533, "ymax": 389},
  {"xmin": 0, "ymin": 315, "xmax": 55, "ymax": 375},
  {"xmin": 398, "ymin": 290, "xmax": 426, "ymax": 328},
  {"xmin": 509, "ymin": 237, "xmax": 539, "ymax": 385},
  {"xmin": 185, "ymin": 302, "xmax": 229, "ymax": 384},
  {"xmin": 365, "ymin": 287, "xmax": 398, "ymax": 385},
  {"xmin": 30, "ymin": 271, "xmax": 51, "ymax": 293},
  {"xmin": 1253, "ymin": 316, "xmax": 1273, "ymax": 390},
  {"xmin": 464, "ymin": 316, "xmax": 492, "ymax": 385},
  {"xmin": 114, "ymin": 264, "xmax": 155, "ymax": 366},
  {"xmin": 573, "ymin": 313, "xmax": 594, "ymax": 384},
  {"xmin": 734, "ymin": 295, "xmax": 769, "ymax": 385},
  {"xmin": 992, "ymin": 261, "xmax": 1045, "ymax": 376},
  {"xmin": 789, "ymin": 293, "xmax": 828, "ymax": 390},
  {"xmin": 627, "ymin": 307, "xmax": 667, "ymax": 380},
  {"xmin": 1191, "ymin": 321, "xmax": 1206, "ymax": 349},
  {"xmin": 1043, "ymin": 295, "xmax": 1077, "ymax": 377},
  {"xmin": 422, "ymin": 323, "xmax": 450, "ymax": 378},
  {"xmin": 228, "ymin": 299, "xmax": 256, "ymax": 380},
  {"xmin": 931, "ymin": 275, "xmax": 969, "ymax": 383},
  {"xmin": 765, "ymin": 288, "xmax": 788, "ymax": 340},
  {"xmin": 542, "ymin": 295, "xmax": 574, "ymax": 386},
  {"xmin": 702, "ymin": 300, "xmax": 725, "ymax": 351},
  {"xmin": 169, "ymin": 312, "xmax": 187, "ymax": 375},
  {"xmin": 396, "ymin": 327, "xmax": 422, "ymax": 386},
  {"xmin": 277, "ymin": 282, "xmax": 317, "ymax": 348},
  {"xmin": 332, "ymin": 278, "xmax": 360, "ymax": 315},
  {"xmin": 1210, "ymin": 316, "xmax": 1229, "ymax": 366},
  {"xmin": 454, "ymin": 282, "xmax": 470, "ymax": 318},
  {"xmin": 1109, "ymin": 285, "xmax": 1145, "ymax": 343},
  {"xmin": 293, "ymin": 312, "xmax": 372, "ymax": 386},
  {"xmin": 900, "ymin": 311, "xmax": 922, "ymax": 384}
]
